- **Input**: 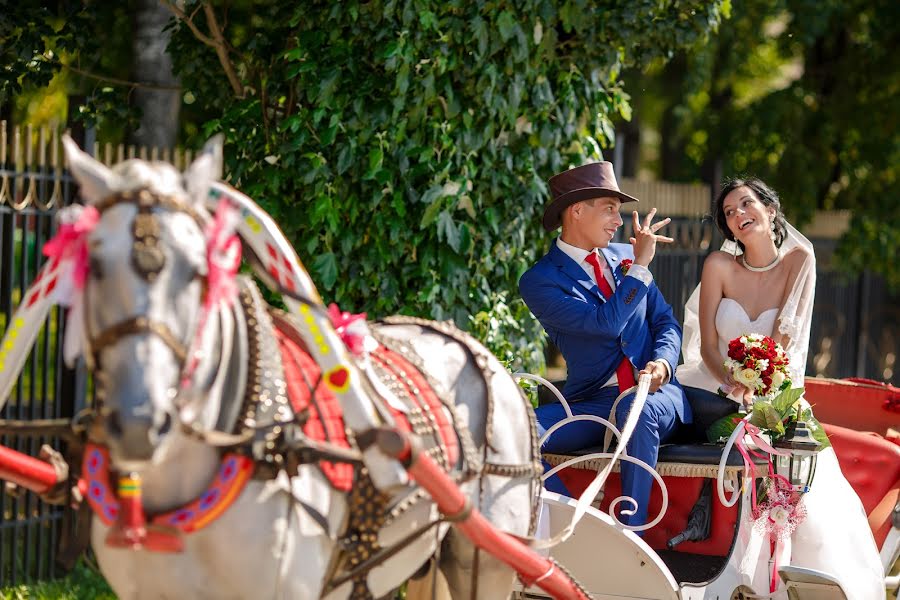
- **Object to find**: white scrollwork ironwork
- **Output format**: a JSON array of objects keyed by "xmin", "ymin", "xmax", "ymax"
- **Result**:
[{"xmin": 514, "ymin": 373, "xmax": 671, "ymax": 542}]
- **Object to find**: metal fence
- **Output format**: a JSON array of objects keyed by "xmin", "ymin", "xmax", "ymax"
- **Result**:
[
  {"xmin": 0, "ymin": 123, "xmax": 84, "ymax": 586},
  {"xmin": 0, "ymin": 121, "xmax": 199, "ymax": 587}
]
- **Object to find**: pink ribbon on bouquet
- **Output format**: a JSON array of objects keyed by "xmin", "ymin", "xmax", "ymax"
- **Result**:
[{"xmin": 733, "ymin": 420, "xmax": 796, "ymax": 593}]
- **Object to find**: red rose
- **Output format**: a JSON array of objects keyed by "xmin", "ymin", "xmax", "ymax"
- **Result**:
[{"xmin": 620, "ymin": 259, "xmax": 633, "ymax": 275}]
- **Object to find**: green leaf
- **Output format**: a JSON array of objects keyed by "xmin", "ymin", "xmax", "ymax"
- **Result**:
[
  {"xmin": 471, "ymin": 17, "xmax": 488, "ymax": 57},
  {"xmin": 363, "ymin": 148, "xmax": 384, "ymax": 180},
  {"xmin": 336, "ymin": 144, "xmax": 355, "ymax": 175},
  {"xmin": 772, "ymin": 387, "xmax": 803, "ymax": 415},
  {"xmin": 437, "ymin": 210, "xmax": 460, "ymax": 252},
  {"xmin": 706, "ymin": 412, "xmax": 742, "ymax": 443},
  {"xmin": 313, "ymin": 252, "xmax": 338, "ymax": 290},
  {"xmin": 380, "ymin": 40, "xmax": 401, "ymax": 59},
  {"xmin": 419, "ymin": 197, "xmax": 445, "ymax": 228},
  {"xmin": 749, "ymin": 401, "xmax": 783, "ymax": 431},
  {"xmin": 497, "ymin": 11, "xmax": 516, "ymax": 42}
]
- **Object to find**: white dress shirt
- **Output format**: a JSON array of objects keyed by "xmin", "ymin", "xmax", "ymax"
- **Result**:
[{"xmin": 555, "ymin": 238, "xmax": 671, "ymax": 387}]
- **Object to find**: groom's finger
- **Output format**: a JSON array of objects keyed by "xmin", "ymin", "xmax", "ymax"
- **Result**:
[
  {"xmin": 650, "ymin": 217, "xmax": 671, "ymax": 233},
  {"xmin": 642, "ymin": 208, "xmax": 657, "ymax": 230},
  {"xmin": 632, "ymin": 211, "xmax": 641, "ymax": 232},
  {"xmin": 655, "ymin": 235, "xmax": 675, "ymax": 243}
]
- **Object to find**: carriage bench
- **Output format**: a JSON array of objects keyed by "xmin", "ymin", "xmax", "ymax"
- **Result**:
[{"xmin": 533, "ymin": 379, "xmax": 767, "ymax": 572}]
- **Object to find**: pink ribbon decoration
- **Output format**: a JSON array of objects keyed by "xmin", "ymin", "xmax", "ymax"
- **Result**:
[
  {"xmin": 42, "ymin": 205, "xmax": 100, "ymax": 299},
  {"xmin": 204, "ymin": 200, "xmax": 242, "ymax": 313},
  {"xmin": 734, "ymin": 420, "xmax": 803, "ymax": 593},
  {"xmin": 181, "ymin": 201, "xmax": 242, "ymax": 388},
  {"xmin": 327, "ymin": 303, "xmax": 368, "ymax": 356}
]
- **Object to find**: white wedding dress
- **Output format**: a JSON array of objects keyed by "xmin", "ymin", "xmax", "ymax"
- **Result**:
[{"xmin": 677, "ymin": 288, "xmax": 885, "ymax": 599}]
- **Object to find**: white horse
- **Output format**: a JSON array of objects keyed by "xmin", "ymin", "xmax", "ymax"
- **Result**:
[{"xmin": 62, "ymin": 139, "xmax": 540, "ymax": 599}]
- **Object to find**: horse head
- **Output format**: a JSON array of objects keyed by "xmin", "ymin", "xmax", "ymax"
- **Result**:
[{"xmin": 62, "ymin": 137, "xmax": 232, "ymax": 470}]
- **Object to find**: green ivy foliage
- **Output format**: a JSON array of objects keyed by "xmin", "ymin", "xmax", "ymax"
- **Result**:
[{"xmin": 159, "ymin": 0, "xmax": 725, "ymax": 373}]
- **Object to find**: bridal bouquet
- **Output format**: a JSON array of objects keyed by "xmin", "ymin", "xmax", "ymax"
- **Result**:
[
  {"xmin": 722, "ymin": 334, "xmax": 792, "ymax": 399},
  {"xmin": 708, "ymin": 334, "xmax": 828, "ymax": 446}
]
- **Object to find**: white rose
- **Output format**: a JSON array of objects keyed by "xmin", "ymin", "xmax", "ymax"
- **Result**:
[
  {"xmin": 735, "ymin": 368, "xmax": 760, "ymax": 388},
  {"xmin": 771, "ymin": 370, "xmax": 786, "ymax": 389},
  {"xmin": 769, "ymin": 505, "xmax": 790, "ymax": 527}
]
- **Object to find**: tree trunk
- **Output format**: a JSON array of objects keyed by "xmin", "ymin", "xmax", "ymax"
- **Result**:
[{"xmin": 130, "ymin": 0, "xmax": 180, "ymax": 149}]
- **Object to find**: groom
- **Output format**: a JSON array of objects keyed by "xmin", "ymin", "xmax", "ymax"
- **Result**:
[{"xmin": 519, "ymin": 161, "xmax": 691, "ymax": 527}]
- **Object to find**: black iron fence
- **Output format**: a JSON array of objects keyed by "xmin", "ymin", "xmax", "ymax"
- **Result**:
[{"xmin": 0, "ymin": 123, "xmax": 85, "ymax": 586}]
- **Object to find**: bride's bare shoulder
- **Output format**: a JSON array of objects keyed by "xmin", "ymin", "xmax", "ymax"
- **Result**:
[
  {"xmin": 783, "ymin": 245, "xmax": 812, "ymax": 268},
  {"xmin": 705, "ymin": 250, "xmax": 738, "ymax": 268}
]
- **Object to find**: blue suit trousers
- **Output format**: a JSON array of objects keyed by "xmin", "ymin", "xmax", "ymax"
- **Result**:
[{"xmin": 535, "ymin": 385, "xmax": 680, "ymax": 528}]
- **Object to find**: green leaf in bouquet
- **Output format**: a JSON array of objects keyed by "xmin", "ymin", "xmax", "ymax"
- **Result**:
[
  {"xmin": 772, "ymin": 387, "xmax": 803, "ymax": 415},
  {"xmin": 750, "ymin": 401, "xmax": 783, "ymax": 431},
  {"xmin": 804, "ymin": 415, "xmax": 832, "ymax": 449},
  {"xmin": 706, "ymin": 412, "xmax": 743, "ymax": 443}
]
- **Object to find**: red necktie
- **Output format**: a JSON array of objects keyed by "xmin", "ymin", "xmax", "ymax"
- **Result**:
[{"xmin": 585, "ymin": 252, "xmax": 636, "ymax": 392}]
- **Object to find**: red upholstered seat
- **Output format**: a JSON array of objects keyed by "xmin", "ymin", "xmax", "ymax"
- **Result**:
[
  {"xmin": 824, "ymin": 422, "xmax": 900, "ymax": 549},
  {"xmin": 806, "ymin": 377, "xmax": 900, "ymax": 437}
]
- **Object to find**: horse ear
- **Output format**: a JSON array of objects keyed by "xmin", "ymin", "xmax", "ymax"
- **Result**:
[
  {"xmin": 62, "ymin": 135, "xmax": 115, "ymax": 204},
  {"xmin": 185, "ymin": 135, "xmax": 224, "ymax": 205}
]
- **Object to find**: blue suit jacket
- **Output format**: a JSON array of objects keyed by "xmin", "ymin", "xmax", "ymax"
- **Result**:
[{"xmin": 519, "ymin": 241, "xmax": 691, "ymax": 424}]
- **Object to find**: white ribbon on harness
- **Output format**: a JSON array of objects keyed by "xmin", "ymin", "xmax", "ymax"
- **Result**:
[{"xmin": 531, "ymin": 373, "xmax": 652, "ymax": 549}]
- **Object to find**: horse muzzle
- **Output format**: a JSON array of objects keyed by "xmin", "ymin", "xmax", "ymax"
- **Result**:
[{"xmin": 104, "ymin": 405, "xmax": 173, "ymax": 464}]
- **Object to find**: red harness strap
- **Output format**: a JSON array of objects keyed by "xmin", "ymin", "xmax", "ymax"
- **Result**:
[
  {"xmin": 370, "ymin": 346, "xmax": 460, "ymax": 468},
  {"xmin": 275, "ymin": 327, "xmax": 461, "ymax": 489},
  {"xmin": 275, "ymin": 328, "xmax": 356, "ymax": 492}
]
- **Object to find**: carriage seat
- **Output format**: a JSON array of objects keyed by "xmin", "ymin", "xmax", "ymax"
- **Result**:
[
  {"xmin": 823, "ymin": 422, "xmax": 900, "ymax": 551},
  {"xmin": 537, "ymin": 379, "xmax": 763, "ymax": 477}
]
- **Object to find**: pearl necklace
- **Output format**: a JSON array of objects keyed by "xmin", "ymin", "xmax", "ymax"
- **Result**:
[{"xmin": 742, "ymin": 251, "xmax": 782, "ymax": 272}]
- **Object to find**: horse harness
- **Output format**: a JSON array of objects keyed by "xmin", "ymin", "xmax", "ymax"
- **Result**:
[
  {"xmin": 84, "ymin": 189, "xmax": 208, "ymax": 376},
  {"xmin": 29, "ymin": 188, "xmax": 543, "ymax": 599}
]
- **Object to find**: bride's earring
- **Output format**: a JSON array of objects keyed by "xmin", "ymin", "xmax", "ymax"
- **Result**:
[{"xmin": 770, "ymin": 219, "xmax": 776, "ymax": 241}]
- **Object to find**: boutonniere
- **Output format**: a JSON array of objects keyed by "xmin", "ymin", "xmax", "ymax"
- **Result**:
[{"xmin": 620, "ymin": 259, "xmax": 633, "ymax": 275}]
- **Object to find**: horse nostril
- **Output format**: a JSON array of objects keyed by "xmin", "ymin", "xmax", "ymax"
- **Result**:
[{"xmin": 106, "ymin": 410, "xmax": 124, "ymax": 438}]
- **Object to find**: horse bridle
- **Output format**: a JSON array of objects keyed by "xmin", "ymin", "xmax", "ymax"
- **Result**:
[{"xmin": 85, "ymin": 188, "xmax": 208, "ymax": 375}]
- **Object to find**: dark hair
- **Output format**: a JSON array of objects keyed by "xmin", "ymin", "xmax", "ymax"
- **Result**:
[{"xmin": 713, "ymin": 177, "xmax": 787, "ymax": 251}]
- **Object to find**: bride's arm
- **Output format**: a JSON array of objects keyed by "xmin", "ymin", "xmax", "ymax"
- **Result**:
[{"xmin": 698, "ymin": 253, "xmax": 731, "ymax": 386}]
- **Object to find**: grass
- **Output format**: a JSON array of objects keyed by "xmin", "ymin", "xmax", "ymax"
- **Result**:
[{"xmin": 0, "ymin": 560, "xmax": 115, "ymax": 600}]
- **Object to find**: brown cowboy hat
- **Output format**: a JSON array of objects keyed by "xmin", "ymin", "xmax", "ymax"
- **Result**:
[{"xmin": 542, "ymin": 161, "xmax": 639, "ymax": 231}]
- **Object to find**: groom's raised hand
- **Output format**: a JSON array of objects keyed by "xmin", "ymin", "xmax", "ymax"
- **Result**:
[{"xmin": 630, "ymin": 208, "xmax": 674, "ymax": 267}]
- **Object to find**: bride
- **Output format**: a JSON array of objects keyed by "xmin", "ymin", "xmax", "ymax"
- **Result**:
[{"xmin": 676, "ymin": 178, "xmax": 883, "ymax": 599}]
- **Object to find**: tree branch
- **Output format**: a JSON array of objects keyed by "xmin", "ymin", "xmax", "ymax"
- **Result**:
[
  {"xmin": 160, "ymin": 0, "xmax": 216, "ymax": 47},
  {"xmin": 64, "ymin": 64, "xmax": 182, "ymax": 91},
  {"xmin": 160, "ymin": 0, "xmax": 244, "ymax": 97},
  {"xmin": 202, "ymin": 4, "xmax": 244, "ymax": 97}
]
